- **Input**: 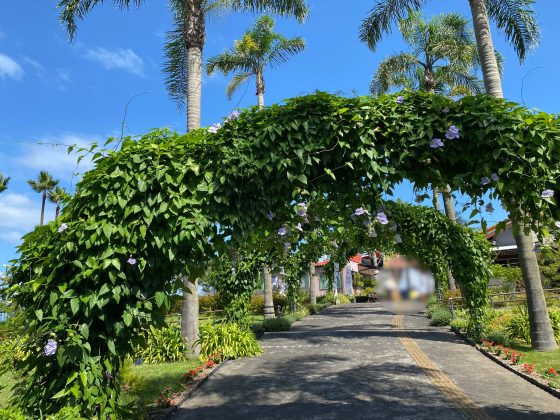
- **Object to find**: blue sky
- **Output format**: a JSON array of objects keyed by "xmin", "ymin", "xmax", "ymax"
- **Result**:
[{"xmin": 1, "ymin": 1, "xmax": 559, "ymax": 270}]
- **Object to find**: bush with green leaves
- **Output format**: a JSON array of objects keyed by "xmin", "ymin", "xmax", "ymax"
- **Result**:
[
  {"xmin": 133, "ymin": 322, "xmax": 188, "ymax": 364},
  {"xmin": 507, "ymin": 306, "xmax": 532, "ymax": 343},
  {"xmin": 195, "ymin": 322, "xmax": 262, "ymax": 359},
  {"xmin": 429, "ymin": 306, "xmax": 452, "ymax": 326},
  {"xmin": 262, "ymin": 317, "xmax": 292, "ymax": 332},
  {"xmin": 7, "ymin": 91, "xmax": 560, "ymax": 415},
  {"xmin": 308, "ymin": 303, "xmax": 330, "ymax": 314}
]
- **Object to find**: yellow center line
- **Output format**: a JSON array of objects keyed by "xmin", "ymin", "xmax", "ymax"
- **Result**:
[{"xmin": 393, "ymin": 315, "xmax": 492, "ymax": 420}]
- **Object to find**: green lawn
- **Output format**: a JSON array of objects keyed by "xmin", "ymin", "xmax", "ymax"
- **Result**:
[
  {"xmin": 122, "ymin": 359, "xmax": 200, "ymax": 416},
  {"xmin": 510, "ymin": 344, "xmax": 560, "ymax": 374},
  {"xmin": 0, "ymin": 373, "xmax": 16, "ymax": 408}
]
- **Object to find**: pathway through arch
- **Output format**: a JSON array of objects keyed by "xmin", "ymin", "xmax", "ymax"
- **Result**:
[{"xmin": 174, "ymin": 304, "xmax": 560, "ymax": 419}]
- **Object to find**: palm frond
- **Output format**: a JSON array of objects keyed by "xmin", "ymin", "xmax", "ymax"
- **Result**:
[
  {"xmin": 436, "ymin": 66, "xmax": 485, "ymax": 96},
  {"xmin": 226, "ymin": 72, "xmax": 252, "ymax": 99},
  {"xmin": 208, "ymin": 0, "xmax": 309, "ymax": 22},
  {"xmin": 0, "ymin": 174, "xmax": 10, "ymax": 193},
  {"xmin": 485, "ymin": 0, "xmax": 540, "ymax": 62},
  {"xmin": 57, "ymin": 0, "xmax": 143, "ymax": 40},
  {"xmin": 267, "ymin": 36, "xmax": 305, "ymax": 68},
  {"xmin": 370, "ymin": 52, "xmax": 420, "ymax": 96},
  {"xmin": 163, "ymin": 25, "xmax": 189, "ymax": 109},
  {"xmin": 359, "ymin": 0, "xmax": 427, "ymax": 51}
]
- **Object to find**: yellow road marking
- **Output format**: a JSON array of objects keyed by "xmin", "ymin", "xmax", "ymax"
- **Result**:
[{"xmin": 394, "ymin": 315, "xmax": 492, "ymax": 420}]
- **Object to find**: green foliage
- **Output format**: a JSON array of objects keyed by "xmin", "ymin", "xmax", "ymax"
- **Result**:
[
  {"xmin": 262, "ymin": 317, "xmax": 292, "ymax": 332},
  {"xmin": 338, "ymin": 295, "xmax": 351, "ymax": 304},
  {"xmin": 7, "ymin": 91, "xmax": 560, "ymax": 415},
  {"xmin": 429, "ymin": 305, "xmax": 452, "ymax": 326},
  {"xmin": 199, "ymin": 294, "xmax": 223, "ymax": 313},
  {"xmin": 507, "ymin": 306, "xmax": 532, "ymax": 343},
  {"xmin": 490, "ymin": 264, "xmax": 522, "ymax": 291},
  {"xmin": 538, "ymin": 245, "xmax": 560, "ymax": 289},
  {"xmin": 0, "ymin": 335, "xmax": 28, "ymax": 376},
  {"xmin": 307, "ymin": 303, "xmax": 330, "ymax": 314},
  {"xmin": 133, "ymin": 323, "xmax": 188, "ymax": 364},
  {"xmin": 195, "ymin": 322, "xmax": 262, "ymax": 359}
]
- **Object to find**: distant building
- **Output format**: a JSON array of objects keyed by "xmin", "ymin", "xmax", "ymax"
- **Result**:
[{"xmin": 485, "ymin": 221, "xmax": 539, "ymax": 266}]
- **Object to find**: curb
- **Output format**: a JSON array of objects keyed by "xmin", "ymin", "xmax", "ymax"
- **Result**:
[{"xmin": 450, "ymin": 327, "xmax": 560, "ymax": 400}]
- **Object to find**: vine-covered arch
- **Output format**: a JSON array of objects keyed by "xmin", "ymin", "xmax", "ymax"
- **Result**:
[{"xmin": 6, "ymin": 91, "xmax": 560, "ymax": 416}]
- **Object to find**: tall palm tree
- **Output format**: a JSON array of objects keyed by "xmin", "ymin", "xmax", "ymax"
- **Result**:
[
  {"xmin": 0, "ymin": 173, "xmax": 10, "ymax": 194},
  {"xmin": 28, "ymin": 171, "xmax": 59, "ymax": 226},
  {"xmin": 48, "ymin": 186, "xmax": 70, "ymax": 221},
  {"xmin": 57, "ymin": 0, "xmax": 309, "ymax": 355},
  {"xmin": 207, "ymin": 15, "xmax": 305, "ymax": 109},
  {"xmin": 362, "ymin": 0, "xmax": 554, "ymax": 350},
  {"xmin": 371, "ymin": 11, "xmax": 485, "ymax": 291}
]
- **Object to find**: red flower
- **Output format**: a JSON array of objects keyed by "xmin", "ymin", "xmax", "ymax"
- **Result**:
[{"xmin": 548, "ymin": 367, "xmax": 558, "ymax": 375}]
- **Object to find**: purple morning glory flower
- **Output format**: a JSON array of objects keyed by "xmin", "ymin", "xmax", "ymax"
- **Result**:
[
  {"xmin": 430, "ymin": 138, "xmax": 444, "ymax": 149},
  {"xmin": 208, "ymin": 123, "xmax": 221, "ymax": 134},
  {"xmin": 445, "ymin": 125, "xmax": 460, "ymax": 140},
  {"xmin": 555, "ymin": 221, "xmax": 560, "ymax": 229},
  {"xmin": 485, "ymin": 203, "xmax": 494, "ymax": 213},
  {"xmin": 127, "ymin": 257, "xmax": 137, "ymax": 265},
  {"xmin": 267, "ymin": 211, "xmax": 274, "ymax": 221},
  {"xmin": 296, "ymin": 203, "xmax": 307, "ymax": 217},
  {"xmin": 58, "ymin": 223, "xmax": 68, "ymax": 233},
  {"xmin": 44, "ymin": 339, "xmax": 57, "ymax": 356},
  {"xmin": 491, "ymin": 173, "xmax": 499, "ymax": 182},
  {"xmin": 396, "ymin": 95, "xmax": 404, "ymax": 104},
  {"xmin": 542, "ymin": 189, "xmax": 554, "ymax": 198},
  {"xmin": 481, "ymin": 177, "xmax": 491, "ymax": 186},
  {"xmin": 278, "ymin": 227, "xmax": 288, "ymax": 236},
  {"xmin": 377, "ymin": 212, "xmax": 389, "ymax": 225},
  {"xmin": 296, "ymin": 223, "xmax": 303, "ymax": 232},
  {"xmin": 354, "ymin": 207, "xmax": 366, "ymax": 216},
  {"xmin": 227, "ymin": 110, "xmax": 241, "ymax": 121},
  {"xmin": 134, "ymin": 358, "xmax": 143, "ymax": 366}
]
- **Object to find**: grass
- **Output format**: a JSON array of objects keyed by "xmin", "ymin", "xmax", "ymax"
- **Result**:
[
  {"xmin": 122, "ymin": 359, "xmax": 200, "ymax": 416},
  {"xmin": 0, "ymin": 373, "xmax": 16, "ymax": 408},
  {"xmin": 509, "ymin": 344, "xmax": 560, "ymax": 375}
]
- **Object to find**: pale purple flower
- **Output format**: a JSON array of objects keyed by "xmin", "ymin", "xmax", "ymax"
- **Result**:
[
  {"xmin": 555, "ymin": 221, "xmax": 560, "ymax": 229},
  {"xmin": 485, "ymin": 203, "xmax": 494, "ymax": 213},
  {"xmin": 127, "ymin": 257, "xmax": 137, "ymax": 265},
  {"xmin": 296, "ymin": 223, "xmax": 303, "ymax": 232},
  {"xmin": 134, "ymin": 358, "xmax": 143, "ymax": 366},
  {"xmin": 227, "ymin": 110, "xmax": 241, "ymax": 121},
  {"xmin": 430, "ymin": 138, "xmax": 444, "ymax": 149},
  {"xmin": 542, "ymin": 189, "xmax": 554, "ymax": 199},
  {"xmin": 44, "ymin": 339, "xmax": 57, "ymax": 356},
  {"xmin": 278, "ymin": 227, "xmax": 288, "ymax": 236},
  {"xmin": 481, "ymin": 177, "xmax": 491, "ymax": 186},
  {"xmin": 445, "ymin": 125, "xmax": 460, "ymax": 140},
  {"xmin": 442, "ymin": 107, "xmax": 449, "ymax": 113},
  {"xmin": 354, "ymin": 207, "xmax": 367, "ymax": 216},
  {"xmin": 396, "ymin": 95, "xmax": 404, "ymax": 104},
  {"xmin": 491, "ymin": 173, "xmax": 499, "ymax": 182},
  {"xmin": 377, "ymin": 212, "xmax": 389, "ymax": 225},
  {"xmin": 395, "ymin": 234, "xmax": 402, "ymax": 244},
  {"xmin": 267, "ymin": 211, "xmax": 274, "ymax": 221},
  {"xmin": 208, "ymin": 123, "xmax": 221, "ymax": 134},
  {"xmin": 296, "ymin": 203, "xmax": 307, "ymax": 217},
  {"xmin": 58, "ymin": 223, "xmax": 68, "ymax": 233},
  {"xmin": 283, "ymin": 242, "xmax": 291, "ymax": 250}
]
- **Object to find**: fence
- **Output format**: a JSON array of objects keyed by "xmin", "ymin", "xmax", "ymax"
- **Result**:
[{"xmin": 447, "ymin": 288, "xmax": 560, "ymax": 319}]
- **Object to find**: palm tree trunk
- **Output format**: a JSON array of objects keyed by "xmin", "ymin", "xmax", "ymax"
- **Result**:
[
  {"xmin": 468, "ymin": 0, "xmax": 503, "ymax": 98},
  {"xmin": 469, "ymin": 0, "xmax": 556, "ymax": 350},
  {"xmin": 181, "ymin": 278, "xmax": 200, "ymax": 356},
  {"xmin": 442, "ymin": 185, "xmax": 457, "ymax": 291},
  {"xmin": 432, "ymin": 186, "xmax": 441, "ymax": 212},
  {"xmin": 263, "ymin": 267, "xmax": 275, "ymax": 319},
  {"xmin": 55, "ymin": 201, "xmax": 60, "ymax": 221},
  {"xmin": 309, "ymin": 262, "xmax": 317, "ymax": 305},
  {"xmin": 256, "ymin": 70, "xmax": 265, "ymax": 109},
  {"xmin": 40, "ymin": 191, "xmax": 46, "ymax": 226},
  {"xmin": 186, "ymin": 47, "xmax": 202, "ymax": 131}
]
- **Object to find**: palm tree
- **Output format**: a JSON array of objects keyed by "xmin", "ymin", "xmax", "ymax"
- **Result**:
[
  {"xmin": 371, "ymin": 11, "xmax": 485, "ymax": 291},
  {"xmin": 207, "ymin": 15, "xmax": 305, "ymax": 109},
  {"xmin": 0, "ymin": 174, "xmax": 10, "ymax": 194},
  {"xmin": 28, "ymin": 171, "xmax": 59, "ymax": 226},
  {"xmin": 362, "ymin": 0, "xmax": 554, "ymax": 350},
  {"xmin": 57, "ymin": 0, "xmax": 309, "ymax": 355},
  {"xmin": 48, "ymin": 186, "xmax": 70, "ymax": 221}
]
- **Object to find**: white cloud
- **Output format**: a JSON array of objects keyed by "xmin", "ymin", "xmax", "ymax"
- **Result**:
[
  {"xmin": 85, "ymin": 47, "xmax": 144, "ymax": 76},
  {"xmin": 0, "ymin": 193, "xmax": 41, "ymax": 243},
  {"xmin": 0, "ymin": 53, "xmax": 23, "ymax": 81},
  {"xmin": 23, "ymin": 57, "xmax": 72, "ymax": 90}
]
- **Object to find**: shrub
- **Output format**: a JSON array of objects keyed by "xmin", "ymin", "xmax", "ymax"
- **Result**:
[
  {"xmin": 273, "ymin": 293, "xmax": 288, "ymax": 310},
  {"xmin": 450, "ymin": 317, "xmax": 468, "ymax": 330},
  {"xmin": 250, "ymin": 295, "xmax": 265, "ymax": 314},
  {"xmin": 134, "ymin": 323, "xmax": 189, "ymax": 364},
  {"xmin": 429, "ymin": 306, "xmax": 452, "ymax": 326},
  {"xmin": 507, "ymin": 306, "xmax": 531, "ymax": 343},
  {"xmin": 199, "ymin": 294, "xmax": 223, "ymax": 313},
  {"xmin": 196, "ymin": 322, "xmax": 262, "ymax": 359},
  {"xmin": 0, "ymin": 334, "xmax": 28, "ymax": 374},
  {"xmin": 308, "ymin": 303, "xmax": 330, "ymax": 314},
  {"xmin": 548, "ymin": 307, "xmax": 560, "ymax": 341},
  {"xmin": 338, "ymin": 295, "xmax": 351, "ymax": 304},
  {"xmin": 484, "ymin": 329, "xmax": 513, "ymax": 347},
  {"xmin": 262, "ymin": 317, "xmax": 292, "ymax": 332}
]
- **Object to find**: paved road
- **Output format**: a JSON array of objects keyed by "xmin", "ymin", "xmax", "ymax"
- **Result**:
[{"xmin": 174, "ymin": 303, "xmax": 560, "ymax": 419}]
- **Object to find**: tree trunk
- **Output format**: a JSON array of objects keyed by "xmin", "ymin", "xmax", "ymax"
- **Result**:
[
  {"xmin": 186, "ymin": 47, "xmax": 202, "ymax": 132},
  {"xmin": 309, "ymin": 262, "xmax": 317, "ymax": 305},
  {"xmin": 182, "ymin": 278, "xmax": 200, "ymax": 356},
  {"xmin": 432, "ymin": 186, "xmax": 441, "ymax": 212},
  {"xmin": 442, "ymin": 185, "xmax": 457, "ymax": 291},
  {"xmin": 513, "ymin": 220, "xmax": 557, "ymax": 350},
  {"xmin": 263, "ymin": 267, "xmax": 275, "ymax": 319},
  {"xmin": 468, "ymin": 0, "xmax": 503, "ymax": 98},
  {"xmin": 40, "ymin": 191, "xmax": 46, "ymax": 226},
  {"xmin": 256, "ymin": 70, "xmax": 265, "ymax": 110},
  {"xmin": 469, "ymin": 0, "xmax": 556, "ymax": 350},
  {"xmin": 55, "ymin": 201, "xmax": 60, "ymax": 221}
]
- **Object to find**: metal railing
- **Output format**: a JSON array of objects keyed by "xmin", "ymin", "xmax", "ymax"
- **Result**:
[{"xmin": 447, "ymin": 288, "xmax": 560, "ymax": 319}]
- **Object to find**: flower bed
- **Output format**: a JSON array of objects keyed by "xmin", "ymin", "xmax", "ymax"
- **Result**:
[{"xmin": 148, "ymin": 352, "xmax": 224, "ymax": 419}]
